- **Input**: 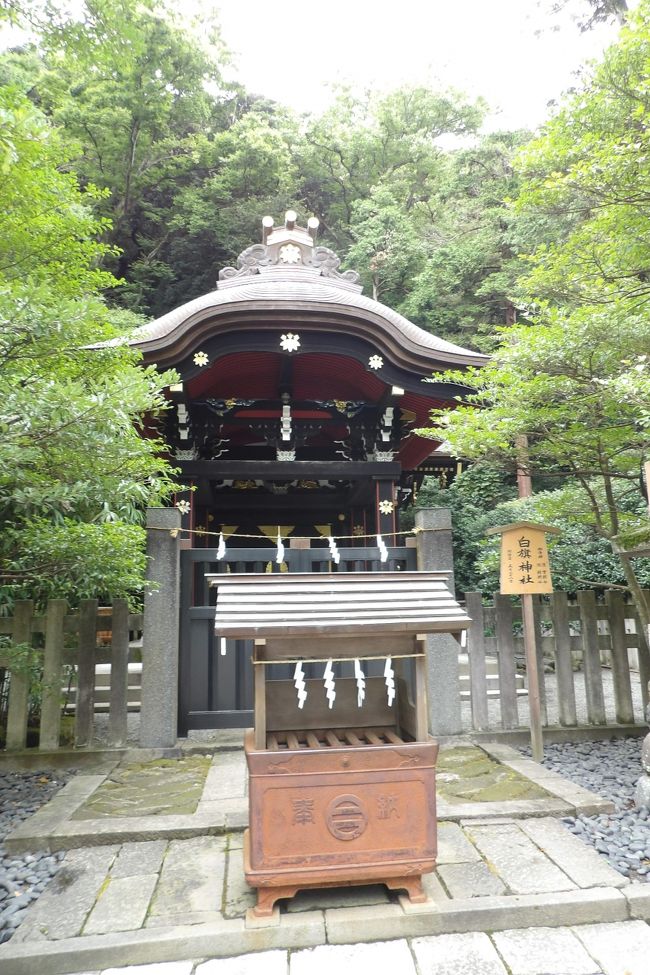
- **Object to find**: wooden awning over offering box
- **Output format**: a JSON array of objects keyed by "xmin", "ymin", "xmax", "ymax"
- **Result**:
[{"xmin": 208, "ymin": 571, "xmax": 471, "ymax": 639}]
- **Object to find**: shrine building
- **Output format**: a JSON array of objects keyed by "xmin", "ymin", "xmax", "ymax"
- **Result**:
[
  {"xmin": 131, "ymin": 212, "xmax": 487, "ymax": 733},
  {"xmin": 129, "ymin": 211, "xmax": 486, "ymax": 546}
]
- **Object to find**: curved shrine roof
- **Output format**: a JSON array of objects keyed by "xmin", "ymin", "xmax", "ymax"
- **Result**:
[{"xmin": 129, "ymin": 213, "xmax": 487, "ymax": 374}]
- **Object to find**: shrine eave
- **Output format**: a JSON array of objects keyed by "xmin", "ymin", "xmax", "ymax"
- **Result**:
[{"xmin": 128, "ymin": 280, "xmax": 488, "ymax": 375}]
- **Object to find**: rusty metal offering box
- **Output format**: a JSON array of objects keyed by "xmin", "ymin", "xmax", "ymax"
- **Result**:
[{"xmin": 244, "ymin": 729, "xmax": 438, "ymax": 916}]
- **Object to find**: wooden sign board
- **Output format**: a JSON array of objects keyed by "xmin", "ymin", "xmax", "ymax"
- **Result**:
[
  {"xmin": 486, "ymin": 521, "xmax": 559, "ymax": 595},
  {"xmin": 499, "ymin": 526, "xmax": 553, "ymax": 594}
]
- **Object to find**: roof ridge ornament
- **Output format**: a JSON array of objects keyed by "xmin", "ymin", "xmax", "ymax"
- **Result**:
[{"xmin": 218, "ymin": 211, "xmax": 362, "ymax": 292}]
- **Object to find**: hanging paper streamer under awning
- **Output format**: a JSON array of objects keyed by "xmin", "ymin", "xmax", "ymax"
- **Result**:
[
  {"xmin": 293, "ymin": 661, "xmax": 307, "ymax": 709},
  {"xmin": 354, "ymin": 658, "xmax": 365, "ymax": 708},
  {"xmin": 323, "ymin": 659, "xmax": 336, "ymax": 708},
  {"xmin": 384, "ymin": 656, "xmax": 395, "ymax": 706}
]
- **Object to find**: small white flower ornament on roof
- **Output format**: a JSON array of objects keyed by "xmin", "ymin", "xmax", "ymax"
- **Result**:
[
  {"xmin": 368, "ymin": 354, "xmax": 384, "ymax": 370},
  {"xmin": 193, "ymin": 351, "xmax": 209, "ymax": 366},
  {"xmin": 280, "ymin": 333, "xmax": 301, "ymax": 352}
]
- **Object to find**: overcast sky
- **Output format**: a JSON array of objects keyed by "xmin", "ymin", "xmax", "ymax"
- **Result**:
[
  {"xmin": 214, "ymin": 0, "xmax": 631, "ymax": 129},
  {"xmin": 0, "ymin": 1, "xmax": 634, "ymax": 131}
]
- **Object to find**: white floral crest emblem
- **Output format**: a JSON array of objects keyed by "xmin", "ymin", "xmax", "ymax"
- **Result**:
[
  {"xmin": 280, "ymin": 333, "xmax": 301, "ymax": 352},
  {"xmin": 378, "ymin": 499, "xmax": 394, "ymax": 515},
  {"xmin": 175, "ymin": 499, "xmax": 191, "ymax": 515},
  {"xmin": 193, "ymin": 351, "xmax": 209, "ymax": 367},
  {"xmin": 368, "ymin": 354, "xmax": 384, "ymax": 370},
  {"xmin": 279, "ymin": 243, "xmax": 301, "ymax": 265}
]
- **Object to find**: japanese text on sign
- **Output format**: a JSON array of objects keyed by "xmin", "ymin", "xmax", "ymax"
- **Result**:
[{"xmin": 500, "ymin": 526, "xmax": 553, "ymax": 594}]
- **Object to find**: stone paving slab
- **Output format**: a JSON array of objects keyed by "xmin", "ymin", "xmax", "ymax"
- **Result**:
[
  {"xmin": 291, "ymin": 939, "xmax": 417, "ymax": 975},
  {"xmin": 437, "ymin": 859, "xmax": 507, "ymax": 898},
  {"xmin": 196, "ymin": 950, "xmax": 287, "ymax": 975},
  {"xmin": 519, "ymin": 818, "xmax": 629, "ymax": 889},
  {"xmin": 492, "ymin": 926, "xmax": 602, "ymax": 975},
  {"xmin": 465, "ymin": 822, "xmax": 578, "ymax": 894},
  {"xmin": 573, "ymin": 919, "xmax": 650, "ymax": 975},
  {"xmin": 150, "ymin": 837, "xmax": 226, "ymax": 919},
  {"xmin": 412, "ymin": 930, "xmax": 507, "ymax": 975},
  {"xmin": 84, "ymin": 875, "xmax": 158, "ymax": 935}
]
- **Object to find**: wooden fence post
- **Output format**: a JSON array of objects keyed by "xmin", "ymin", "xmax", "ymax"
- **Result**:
[
  {"xmin": 108, "ymin": 599, "xmax": 130, "ymax": 747},
  {"xmin": 550, "ymin": 591, "xmax": 577, "ymax": 727},
  {"xmin": 39, "ymin": 599, "xmax": 67, "ymax": 750},
  {"xmin": 5, "ymin": 601, "xmax": 34, "ymax": 750},
  {"xmin": 577, "ymin": 590, "xmax": 607, "ymax": 725},
  {"xmin": 465, "ymin": 592, "xmax": 489, "ymax": 731},
  {"xmin": 494, "ymin": 593, "xmax": 519, "ymax": 729},
  {"xmin": 605, "ymin": 590, "xmax": 635, "ymax": 725},
  {"xmin": 75, "ymin": 599, "xmax": 98, "ymax": 747}
]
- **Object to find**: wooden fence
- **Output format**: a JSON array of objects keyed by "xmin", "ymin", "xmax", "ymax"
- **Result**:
[
  {"xmin": 0, "ymin": 600, "xmax": 143, "ymax": 751},
  {"xmin": 465, "ymin": 590, "xmax": 650, "ymax": 732}
]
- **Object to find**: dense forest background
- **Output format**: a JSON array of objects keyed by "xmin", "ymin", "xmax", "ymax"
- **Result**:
[{"xmin": 0, "ymin": 0, "xmax": 649, "ymax": 613}]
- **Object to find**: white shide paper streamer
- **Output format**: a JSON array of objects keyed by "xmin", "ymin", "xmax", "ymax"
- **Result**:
[
  {"xmin": 384, "ymin": 656, "xmax": 395, "ymax": 706},
  {"xmin": 328, "ymin": 535, "xmax": 341, "ymax": 564},
  {"xmin": 276, "ymin": 530, "xmax": 285, "ymax": 565},
  {"xmin": 354, "ymin": 658, "xmax": 365, "ymax": 708},
  {"xmin": 293, "ymin": 661, "xmax": 307, "ymax": 709},
  {"xmin": 216, "ymin": 532, "xmax": 226, "ymax": 559},
  {"xmin": 377, "ymin": 534, "xmax": 388, "ymax": 563},
  {"xmin": 323, "ymin": 658, "xmax": 336, "ymax": 709}
]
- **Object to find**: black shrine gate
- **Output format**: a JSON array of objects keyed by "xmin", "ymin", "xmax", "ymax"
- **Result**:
[{"xmin": 178, "ymin": 543, "xmax": 416, "ymax": 734}]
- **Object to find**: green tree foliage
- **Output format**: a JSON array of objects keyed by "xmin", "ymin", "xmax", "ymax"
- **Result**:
[
  {"xmin": 403, "ymin": 131, "xmax": 530, "ymax": 346},
  {"xmin": 416, "ymin": 469, "xmax": 650, "ymax": 595},
  {"xmin": 295, "ymin": 89, "xmax": 529, "ymax": 346},
  {"xmin": 516, "ymin": 4, "xmax": 650, "ymax": 307},
  {"xmin": 422, "ymin": 5, "xmax": 650, "ymax": 636},
  {"xmin": 1, "ymin": 0, "xmax": 244, "ymax": 312},
  {"xmin": 0, "ymin": 87, "xmax": 177, "ymax": 610},
  {"xmin": 422, "ymin": 305, "xmax": 650, "ymax": 627}
]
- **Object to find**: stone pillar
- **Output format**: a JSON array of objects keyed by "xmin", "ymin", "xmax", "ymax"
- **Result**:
[
  {"xmin": 415, "ymin": 507, "xmax": 463, "ymax": 736},
  {"xmin": 140, "ymin": 507, "xmax": 182, "ymax": 748}
]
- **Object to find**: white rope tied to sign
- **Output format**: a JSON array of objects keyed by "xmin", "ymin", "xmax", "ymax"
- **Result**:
[
  {"xmin": 354, "ymin": 657, "xmax": 365, "ymax": 708},
  {"xmin": 216, "ymin": 532, "xmax": 226, "ymax": 559},
  {"xmin": 377, "ymin": 534, "xmax": 388, "ymax": 563},
  {"xmin": 275, "ymin": 530, "xmax": 285, "ymax": 565},
  {"xmin": 323, "ymin": 658, "xmax": 336, "ymax": 709},
  {"xmin": 293, "ymin": 660, "xmax": 307, "ymax": 709},
  {"xmin": 327, "ymin": 535, "xmax": 341, "ymax": 564},
  {"xmin": 384, "ymin": 655, "xmax": 395, "ymax": 706}
]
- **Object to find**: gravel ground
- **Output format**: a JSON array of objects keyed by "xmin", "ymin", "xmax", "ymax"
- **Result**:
[
  {"xmin": 521, "ymin": 736, "xmax": 650, "ymax": 882},
  {"xmin": 0, "ymin": 770, "xmax": 71, "ymax": 943}
]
